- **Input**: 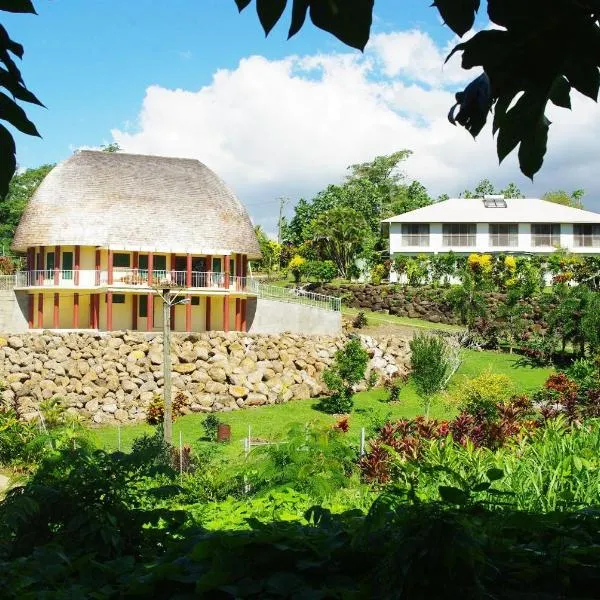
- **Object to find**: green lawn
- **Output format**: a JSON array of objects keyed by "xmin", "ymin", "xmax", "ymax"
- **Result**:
[
  {"xmin": 91, "ymin": 349, "xmax": 552, "ymax": 456},
  {"xmin": 341, "ymin": 306, "xmax": 463, "ymax": 332}
]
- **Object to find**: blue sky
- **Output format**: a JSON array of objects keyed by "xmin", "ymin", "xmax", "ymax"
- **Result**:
[{"xmin": 5, "ymin": 1, "xmax": 600, "ymax": 228}]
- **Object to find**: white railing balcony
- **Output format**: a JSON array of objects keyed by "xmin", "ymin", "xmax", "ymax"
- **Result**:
[
  {"xmin": 15, "ymin": 269, "xmax": 98, "ymax": 288},
  {"xmin": 103, "ymin": 269, "xmax": 250, "ymax": 291}
]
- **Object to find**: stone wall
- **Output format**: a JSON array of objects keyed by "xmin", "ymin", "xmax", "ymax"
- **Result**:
[{"xmin": 0, "ymin": 331, "xmax": 409, "ymax": 425}]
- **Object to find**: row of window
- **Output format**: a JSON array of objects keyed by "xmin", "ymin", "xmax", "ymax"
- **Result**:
[{"xmin": 400, "ymin": 224, "xmax": 600, "ymax": 248}]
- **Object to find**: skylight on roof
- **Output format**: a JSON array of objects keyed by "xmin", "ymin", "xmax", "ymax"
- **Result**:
[{"xmin": 483, "ymin": 195, "xmax": 507, "ymax": 208}]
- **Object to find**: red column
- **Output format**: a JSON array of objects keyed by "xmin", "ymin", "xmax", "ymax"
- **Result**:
[
  {"xmin": 235, "ymin": 298, "xmax": 241, "ymax": 331},
  {"xmin": 27, "ymin": 294, "xmax": 34, "ymax": 328},
  {"xmin": 74, "ymin": 245, "xmax": 80, "ymax": 286},
  {"xmin": 235, "ymin": 253, "xmax": 241, "ymax": 290},
  {"xmin": 132, "ymin": 295, "xmax": 138, "ymax": 330},
  {"xmin": 241, "ymin": 299, "xmax": 247, "ymax": 332},
  {"xmin": 205, "ymin": 297, "xmax": 211, "ymax": 330},
  {"xmin": 73, "ymin": 293, "xmax": 79, "ymax": 328},
  {"xmin": 54, "ymin": 245, "xmax": 60, "ymax": 286},
  {"xmin": 223, "ymin": 296, "xmax": 230, "ymax": 332},
  {"xmin": 224, "ymin": 255, "xmax": 230, "ymax": 289},
  {"xmin": 242, "ymin": 255, "xmax": 248, "ymax": 278},
  {"xmin": 185, "ymin": 296, "xmax": 191, "ymax": 332},
  {"xmin": 186, "ymin": 253, "xmax": 192, "ymax": 288},
  {"xmin": 147, "ymin": 293, "xmax": 153, "ymax": 331},
  {"xmin": 132, "ymin": 251, "xmax": 139, "ymax": 269},
  {"xmin": 107, "ymin": 291, "xmax": 113, "ymax": 330},
  {"xmin": 38, "ymin": 247, "xmax": 45, "ymax": 285},
  {"xmin": 95, "ymin": 249, "xmax": 101, "ymax": 285},
  {"xmin": 53, "ymin": 292, "xmax": 59, "ymax": 328},
  {"xmin": 147, "ymin": 252, "xmax": 154, "ymax": 286},
  {"xmin": 108, "ymin": 249, "xmax": 114, "ymax": 285},
  {"xmin": 205, "ymin": 254, "xmax": 212, "ymax": 288},
  {"xmin": 37, "ymin": 293, "xmax": 43, "ymax": 328},
  {"xmin": 92, "ymin": 294, "xmax": 99, "ymax": 329},
  {"xmin": 171, "ymin": 303, "xmax": 176, "ymax": 331}
]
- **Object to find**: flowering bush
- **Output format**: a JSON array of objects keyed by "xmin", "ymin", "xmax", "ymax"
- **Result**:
[
  {"xmin": 504, "ymin": 255, "xmax": 517, "ymax": 272},
  {"xmin": 467, "ymin": 253, "xmax": 493, "ymax": 274},
  {"xmin": 288, "ymin": 255, "xmax": 306, "ymax": 283}
]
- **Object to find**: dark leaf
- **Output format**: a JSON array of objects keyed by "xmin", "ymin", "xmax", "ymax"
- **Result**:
[
  {"xmin": 234, "ymin": 0, "xmax": 252, "ymax": 11},
  {"xmin": 565, "ymin": 62, "xmax": 600, "ymax": 101},
  {"xmin": 0, "ymin": 123, "xmax": 16, "ymax": 199},
  {"xmin": 455, "ymin": 29, "xmax": 507, "ymax": 70},
  {"xmin": 448, "ymin": 72, "xmax": 492, "ymax": 138},
  {"xmin": 432, "ymin": 0, "xmax": 480, "ymax": 37},
  {"xmin": 0, "ymin": 67, "xmax": 44, "ymax": 106},
  {"xmin": 0, "ymin": 0, "xmax": 36, "ymax": 13},
  {"xmin": 309, "ymin": 0, "xmax": 373, "ymax": 51},
  {"xmin": 256, "ymin": 0, "xmax": 287, "ymax": 36},
  {"xmin": 288, "ymin": 0, "xmax": 309, "ymax": 39},
  {"xmin": 0, "ymin": 90, "xmax": 40, "ymax": 136},
  {"xmin": 0, "ymin": 24, "xmax": 24, "ymax": 59},
  {"xmin": 438, "ymin": 485, "xmax": 469, "ymax": 505},
  {"xmin": 549, "ymin": 76, "xmax": 571, "ymax": 109},
  {"xmin": 492, "ymin": 93, "xmax": 512, "ymax": 134},
  {"xmin": 486, "ymin": 468, "xmax": 504, "ymax": 482},
  {"xmin": 472, "ymin": 482, "xmax": 491, "ymax": 492},
  {"xmin": 518, "ymin": 113, "xmax": 549, "ymax": 179}
]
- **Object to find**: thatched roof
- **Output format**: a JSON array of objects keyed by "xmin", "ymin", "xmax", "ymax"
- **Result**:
[{"xmin": 12, "ymin": 150, "xmax": 261, "ymax": 258}]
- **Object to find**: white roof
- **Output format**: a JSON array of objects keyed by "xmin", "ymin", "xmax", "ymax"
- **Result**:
[{"xmin": 382, "ymin": 198, "xmax": 600, "ymax": 224}]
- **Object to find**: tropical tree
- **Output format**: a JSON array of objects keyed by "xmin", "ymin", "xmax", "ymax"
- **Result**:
[
  {"xmin": 542, "ymin": 190, "xmax": 585, "ymax": 209},
  {"xmin": 252, "ymin": 225, "xmax": 281, "ymax": 279},
  {"xmin": 311, "ymin": 206, "xmax": 370, "ymax": 279},
  {"xmin": 461, "ymin": 179, "xmax": 524, "ymax": 199}
]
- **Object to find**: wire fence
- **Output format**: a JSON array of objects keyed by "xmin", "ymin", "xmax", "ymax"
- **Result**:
[
  {"xmin": 248, "ymin": 279, "xmax": 341, "ymax": 312},
  {"xmin": 0, "ymin": 274, "xmax": 16, "ymax": 290}
]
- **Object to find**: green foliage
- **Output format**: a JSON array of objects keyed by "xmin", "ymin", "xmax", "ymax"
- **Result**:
[
  {"xmin": 253, "ymin": 225, "xmax": 282, "ymax": 277},
  {"xmin": 383, "ymin": 374, "xmax": 406, "ymax": 403},
  {"xmin": 301, "ymin": 259, "xmax": 337, "ymax": 282},
  {"xmin": 409, "ymin": 333, "xmax": 451, "ymax": 418},
  {"xmin": 450, "ymin": 371, "xmax": 514, "ymax": 419},
  {"xmin": 202, "ymin": 413, "xmax": 221, "ymax": 442},
  {"xmin": 321, "ymin": 338, "xmax": 369, "ymax": 414},
  {"xmin": 543, "ymin": 189, "xmax": 585, "ymax": 209},
  {"xmin": 461, "ymin": 179, "xmax": 523, "ymax": 199},
  {"xmin": 370, "ymin": 263, "xmax": 386, "ymax": 285},
  {"xmin": 352, "ymin": 310, "xmax": 368, "ymax": 329},
  {"xmin": 0, "ymin": 410, "xmax": 38, "ymax": 466}
]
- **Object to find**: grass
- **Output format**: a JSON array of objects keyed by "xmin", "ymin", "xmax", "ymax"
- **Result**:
[
  {"xmin": 342, "ymin": 306, "xmax": 463, "ymax": 332},
  {"xmin": 91, "ymin": 349, "xmax": 552, "ymax": 456}
]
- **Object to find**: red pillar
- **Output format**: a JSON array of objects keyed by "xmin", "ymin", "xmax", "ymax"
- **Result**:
[
  {"xmin": 185, "ymin": 296, "xmax": 192, "ymax": 332},
  {"xmin": 38, "ymin": 247, "xmax": 45, "ymax": 285},
  {"xmin": 147, "ymin": 293, "xmax": 153, "ymax": 331},
  {"xmin": 186, "ymin": 253, "xmax": 192, "ymax": 288},
  {"xmin": 54, "ymin": 245, "xmax": 60, "ymax": 286},
  {"xmin": 27, "ymin": 294, "xmax": 34, "ymax": 328},
  {"xmin": 224, "ymin": 255, "xmax": 230, "ymax": 289},
  {"xmin": 206, "ymin": 297, "xmax": 211, "ymax": 331},
  {"xmin": 95, "ymin": 249, "xmax": 101, "ymax": 286},
  {"xmin": 73, "ymin": 293, "xmax": 79, "ymax": 329},
  {"xmin": 205, "ymin": 254, "xmax": 212, "ymax": 288},
  {"xmin": 37, "ymin": 293, "xmax": 43, "ymax": 328},
  {"xmin": 132, "ymin": 295, "xmax": 138, "ymax": 330},
  {"xmin": 235, "ymin": 298, "xmax": 241, "ymax": 331},
  {"xmin": 241, "ymin": 299, "xmax": 247, "ymax": 332},
  {"xmin": 53, "ymin": 292, "xmax": 59, "ymax": 329},
  {"xmin": 92, "ymin": 294, "xmax": 99, "ymax": 329},
  {"xmin": 74, "ymin": 245, "xmax": 80, "ymax": 285},
  {"xmin": 147, "ymin": 252, "xmax": 154, "ymax": 286},
  {"xmin": 243, "ymin": 255, "xmax": 248, "ymax": 279},
  {"xmin": 107, "ymin": 291, "xmax": 113, "ymax": 330},
  {"xmin": 108, "ymin": 249, "xmax": 114, "ymax": 285},
  {"xmin": 223, "ymin": 296, "xmax": 230, "ymax": 332},
  {"xmin": 235, "ymin": 253, "xmax": 241, "ymax": 290}
]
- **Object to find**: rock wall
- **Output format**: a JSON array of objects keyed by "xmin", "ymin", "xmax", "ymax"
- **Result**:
[{"xmin": 0, "ymin": 331, "xmax": 409, "ymax": 425}]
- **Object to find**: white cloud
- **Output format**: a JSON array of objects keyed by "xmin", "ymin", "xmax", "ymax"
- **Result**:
[{"xmin": 112, "ymin": 29, "xmax": 600, "ymax": 233}]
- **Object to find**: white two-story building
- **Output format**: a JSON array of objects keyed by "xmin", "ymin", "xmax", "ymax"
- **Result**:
[{"xmin": 384, "ymin": 197, "xmax": 600, "ymax": 269}]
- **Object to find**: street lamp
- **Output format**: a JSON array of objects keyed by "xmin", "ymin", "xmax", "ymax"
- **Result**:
[{"xmin": 153, "ymin": 284, "xmax": 190, "ymax": 445}]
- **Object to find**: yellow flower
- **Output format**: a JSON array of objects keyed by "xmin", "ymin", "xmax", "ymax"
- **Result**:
[
  {"xmin": 288, "ymin": 255, "xmax": 306, "ymax": 269},
  {"xmin": 504, "ymin": 256, "xmax": 517, "ymax": 272}
]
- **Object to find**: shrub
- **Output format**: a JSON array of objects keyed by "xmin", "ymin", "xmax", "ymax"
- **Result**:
[
  {"xmin": 288, "ymin": 255, "xmax": 306, "ymax": 284},
  {"xmin": 450, "ymin": 372, "xmax": 515, "ymax": 419},
  {"xmin": 320, "ymin": 338, "xmax": 369, "ymax": 414},
  {"xmin": 202, "ymin": 413, "xmax": 221, "ymax": 442},
  {"xmin": 0, "ymin": 410, "xmax": 38, "ymax": 466},
  {"xmin": 146, "ymin": 392, "xmax": 186, "ymax": 425},
  {"xmin": 302, "ymin": 259, "xmax": 337, "ymax": 282},
  {"xmin": 383, "ymin": 374, "xmax": 407, "ymax": 403},
  {"xmin": 352, "ymin": 311, "xmax": 368, "ymax": 329},
  {"xmin": 370, "ymin": 263, "xmax": 386, "ymax": 285},
  {"xmin": 409, "ymin": 333, "xmax": 451, "ymax": 418}
]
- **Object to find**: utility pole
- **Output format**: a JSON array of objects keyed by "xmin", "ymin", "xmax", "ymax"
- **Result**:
[{"xmin": 277, "ymin": 196, "xmax": 288, "ymax": 245}]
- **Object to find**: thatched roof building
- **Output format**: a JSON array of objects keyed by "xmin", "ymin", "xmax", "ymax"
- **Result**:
[{"xmin": 12, "ymin": 150, "xmax": 261, "ymax": 257}]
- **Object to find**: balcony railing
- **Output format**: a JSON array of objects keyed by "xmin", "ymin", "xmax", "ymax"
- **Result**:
[{"xmin": 14, "ymin": 269, "xmax": 252, "ymax": 292}]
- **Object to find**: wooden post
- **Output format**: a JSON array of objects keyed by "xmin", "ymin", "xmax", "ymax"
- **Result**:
[
  {"xmin": 147, "ymin": 252, "xmax": 154, "ymax": 286},
  {"xmin": 74, "ymin": 245, "xmax": 80, "ymax": 286},
  {"xmin": 241, "ymin": 299, "xmax": 247, "ymax": 332},
  {"xmin": 185, "ymin": 296, "xmax": 191, "ymax": 332},
  {"xmin": 132, "ymin": 295, "xmax": 138, "ymax": 330},
  {"xmin": 73, "ymin": 293, "xmax": 79, "ymax": 328},
  {"xmin": 186, "ymin": 253, "xmax": 192, "ymax": 288},
  {"xmin": 147, "ymin": 293, "xmax": 154, "ymax": 331},
  {"xmin": 53, "ymin": 292, "xmax": 59, "ymax": 328},
  {"xmin": 27, "ymin": 294, "xmax": 34, "ymax": 328},
  {"xmin": 54, "ymin": 245, "xmax": 60, "ymax": 286},
  {"xmin": 108, "ymin": 249, "xmax": 114, "ymax": 285},
  {"xmin": 107, "ymin": 291, "xmax": 113, "ymax": 330},
  {"xmin": 224, "ymin": 255, "xmax": 230, "ymax": 290},
  {"xmin": 162, "ymin": 290, "xmax": 173, "ymax": 444},
  {"xmin": 223, "ymin": 296, "xmax": 230, "ymax": 332},
  {"xmin": 206, "ymin": 297, "xmax": 211, "ymax": 331},
  {"xmin": 37, "ymin": 293, "xmax": 43, "ymax": 329},
  {"xmin": 95, "ymin": 249, "xmax": 101, "ymax": 286},
  {"xmin": 235, "ymin": 298, "xmax": 241, "ymax": 331}
]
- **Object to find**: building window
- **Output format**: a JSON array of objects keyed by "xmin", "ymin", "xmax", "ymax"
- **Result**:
[
  {"xmin": 191, "ymin": 296, "xmax": 200, "ymax": 306},
  {"xmin": 401, "ymin": 224, "xmax": 430, "ymax": 247},
  {"xmin": 139, "ymin": 295, "xmax": 148, "ymax": 317},
  {"xmin": 113, "ymin": 253, "xmax": 131, "ymax": 268},
  {"xmin": 113, "ymin": 294, "xmax": 126, "ymax": 304},
  {"xmin": 442, "ymin": 224, "xmax": 476, "ymax": 246},
  {"xmin": 212, "ymin": 257, "xmax": 222, "ymax": 272},
  {"xmin": 153, "ymin": 255, "xmax": 167, "ymax": 275},
  {"xmin": 230, "ymin": 258, "xmax": 236, "ymax": 277},
  {"xmin": 46, "ymin": 251, "xmax": 55, "ymax": 273},
  {"xmin": 62, "ymin": 251, "xmax": 73, "ymax": 279},
  {"xmin": 531, "ymin": 224, "xmax": 561, "ymax": 247},
  {"xmin": 489, "ymin": 224, "xmax": 518, "ymax": 247},
  {"xmin": 574, "ymin": 224, "xmax": 600, "ymax": 247}
]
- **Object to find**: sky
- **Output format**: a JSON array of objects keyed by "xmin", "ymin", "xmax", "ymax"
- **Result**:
[{"xmin": 5, "ymin": 0, "xmax": 600, "ymax": 234}]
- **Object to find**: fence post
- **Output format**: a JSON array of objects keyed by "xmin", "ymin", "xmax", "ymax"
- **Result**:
[
  {"xmin": 360, "ymin": 427, "xmax": 366, "ymax": 456},
  {"xmin": 118, "ymin": 424, "xmax": 121, "ymax": 452},
  {"xmin": 179, "ymin": 430, "xmax": 183, "ymax": 479}
]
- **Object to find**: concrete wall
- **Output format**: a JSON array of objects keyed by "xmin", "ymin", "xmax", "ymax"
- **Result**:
[
  {"xmin": 247, "ymin": 298, "xmax": 341, "ymax": 335},
  {"xmin": 0, "ymin": 291, "xmax": 29, "ymax": 333}
]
